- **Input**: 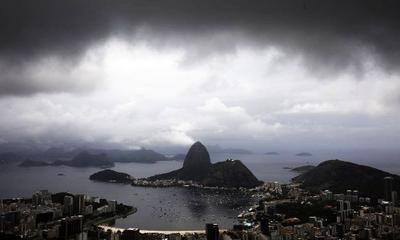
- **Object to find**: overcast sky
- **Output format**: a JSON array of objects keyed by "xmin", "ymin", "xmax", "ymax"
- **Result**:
[{"xmin": 0, "ymin": 0, "xmax": 400, "ymax": 151}]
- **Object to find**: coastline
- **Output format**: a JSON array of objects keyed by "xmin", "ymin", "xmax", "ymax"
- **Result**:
[
  {"xmin": 85, "ymin": 207, "xmax": 138, "ymax": 228},
  {"xmin": 98, "ymin": 225, "xmax": 228, "ymax": 235}
]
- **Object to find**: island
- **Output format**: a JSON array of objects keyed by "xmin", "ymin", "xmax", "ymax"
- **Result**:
[
  {"xmin": 264, "ymin": 152, "xmax": 280, "ymax": 155},
  {"xmin": 147, "ymin": 141, "xmax": 262, "ymax": 188},
  {"xmin": 295, "ymin": 152, "xmax": 312, "ymax": 157},
  {"xmin": 290, "ymin": 165, "xmax": 315, "ymax": 174},
  {"xmin": 89, "ymin": 169, "xmax": 133, "ymax": 184},
  {"xmin": 292, "ymin": 159, "xmax": 400, "ymax": 198}
]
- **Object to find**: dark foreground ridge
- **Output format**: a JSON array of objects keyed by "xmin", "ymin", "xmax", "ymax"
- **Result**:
[
  {"xmin": 148, "ymin": 141, "xmax": 262, "ymax": 188},
  {"xmin": 292, "ymin": 159, "xmax": 400, "ymax": 198}
]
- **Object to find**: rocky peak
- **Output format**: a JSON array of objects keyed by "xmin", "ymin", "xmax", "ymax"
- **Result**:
[{"xmin": 182, "ymin": 141, "xmax": 211, "ymax": 171}]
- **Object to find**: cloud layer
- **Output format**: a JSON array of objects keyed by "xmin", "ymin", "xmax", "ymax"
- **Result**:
[
  {"xmin": 0, "ymin": 1, "xmax": 400, "ymax": 150},
  {"xmin": 1, "ymin": 0, "xmax": 400, "ymax": 96}
]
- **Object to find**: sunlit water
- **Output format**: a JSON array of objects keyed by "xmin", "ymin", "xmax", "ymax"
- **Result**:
[{"xmin": 0, "ymin": 150, "xmax": 399, "ymax": 230}]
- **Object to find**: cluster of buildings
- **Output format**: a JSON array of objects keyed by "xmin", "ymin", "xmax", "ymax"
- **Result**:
[
  {"xmin": 132, "ymin": 179, "xmax": 201, "ymax": 188},
  {"xmin": 3, "ymin": 176, "xmax": 400, "ymax": 239},
  {"xmin": 132, "ymin": 179, "xmax": 249, "ymax": 191},
  {"xmin": 0, "ymin": 190, "xmax": 125, "ymax": 239},
  {"xmin": 228, "ymin": 177, "xmax": 400, "ymax": 240}
]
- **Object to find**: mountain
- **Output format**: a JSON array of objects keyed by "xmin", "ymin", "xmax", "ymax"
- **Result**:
[
  {"xmin": 41, "ymin": 147, "xmax": 75, "ymax": 159},
  {"xmin": 150, "ymin": 141, "xmax": 211, "ymax": 181},
  {"xmin": 18, "ymin": 151, "xmax": 114, "ymax": 168},
  {"xmin": 291, "ymin": 165, "xmax": 315, "ymax": 174},
  {"xmin": 0, "ymin": 152, "xmax": 21, "ymax": 164},
  {"xmin": 149, "ymin": 141, "xmax": 262, "ymax": 188},
  {"xmin": 292, "ymin": 159, "xmax": 400, "ymax": 198},
  {"xmin": 0, "ymin": 142, "xmax": 169, "ymax": 164},
  {"xmin": 203, "ymin": 160, "xmax": 262, "ymax": 188},
  {"xmin": 296, "ymin": 152, "xmax": 312, "ymax": 157},
  {"xmin": 59, "ymin": 151, "xmax": 114, "ymax": 167},
  {"xmin": 182, "ymin": 142, "xmax": 212, "ymax": 179},
  {"xmin": 19, "ymin": 160, "xmax": 50, "ymax": 167},
  {"xmin": 89, "ymin": 169, "xmax": 133, "ymax": 183},
  {"xmin": 105, "ymin": 148, "xmax": 167, "ymax": 163}
]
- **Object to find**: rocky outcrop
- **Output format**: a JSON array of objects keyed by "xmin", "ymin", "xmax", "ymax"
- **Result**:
[
  {"xmin": 181, "ymin": 141, "xmax": 212, "ymax": 180},
  {"xmin": 149, "ymin": 141, "xmax": 262, "ymax": 188},
  {"xmin": 203, "ymin": 160, "xmax": 262, "ymax": 188}
]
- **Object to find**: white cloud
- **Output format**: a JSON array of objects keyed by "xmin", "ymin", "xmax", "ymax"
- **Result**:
[{"xmin": 1, "ymin": 38, "xmax": 400, "ymax": 150}]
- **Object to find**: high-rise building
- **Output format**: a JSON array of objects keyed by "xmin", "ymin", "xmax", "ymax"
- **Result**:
[
  {"xmin": 59, "ymin": 216, "xmax": 83, "ymax": 240},
  {"xmin": 337, "ymin": 200, "xmax": 352, "ymax": 223},
  {"xmin": 384, "ymin": 176, "xmax": 394, "ymax": 201},
  {"xmin": 206, "ymin": 223, "xmax": 219, "ymax": 240},
  {"xmin": 352, "ymin": 190, "xmax": 359, "ymax": 202},
  {"xmin": 392, "ymin": 191, "xmax": 398, "ymax": 206},
  {"xmin": 32, "ymin": 190, "xmax": 52, "ymax": 206},
  {"xmin": 108, "ymin": 200, "xmax": 117, "ymax": 213},
  {"xmin": 63, "ymin": 196, "xmax": 74, "ymax": 216},
  {"xmin": 73, "ymin": 194, "xmax": 85, "ymax": 215},
  {"xmin": 345, "ymin": 190, "xmax": 352, "ymax": 201}
]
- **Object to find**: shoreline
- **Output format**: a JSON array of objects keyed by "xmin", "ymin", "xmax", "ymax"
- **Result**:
[
  {"xmin": 98, "ymin": 225, "xmax": 228, "ymax": 235},
  {"xmin": 85, "ymin": 207, "xmax": 138, "ymax": 228}
]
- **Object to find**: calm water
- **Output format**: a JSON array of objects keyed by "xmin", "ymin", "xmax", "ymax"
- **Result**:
[{"xmin": 1, "ymin": 150, "xmax": 400, "ymax": 230}]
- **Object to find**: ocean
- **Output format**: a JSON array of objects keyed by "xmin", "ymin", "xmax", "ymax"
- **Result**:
[{"xmin": 0, "ymin": 150, "xmax": 399, "ymax": 230}]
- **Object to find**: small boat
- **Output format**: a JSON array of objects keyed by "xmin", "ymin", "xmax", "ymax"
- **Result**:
[{"xmin": 57, "ymin": 173, "xmax": 65, "ymax": 176}]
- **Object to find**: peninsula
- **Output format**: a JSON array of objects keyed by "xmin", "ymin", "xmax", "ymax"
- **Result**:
[{"xmin": 148, "ymin": 141, "xmax": 262, "ymax": 188}]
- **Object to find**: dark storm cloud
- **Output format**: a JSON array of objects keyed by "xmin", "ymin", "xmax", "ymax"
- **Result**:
[{"xmin": 0, "ymin": 0, "xmax": 400, "ymax": 95}]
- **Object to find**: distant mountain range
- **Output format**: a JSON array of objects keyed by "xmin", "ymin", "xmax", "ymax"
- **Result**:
[
  {"xmin": 0, "ymin": 152, "xmax": 22, "ymax": 164},
  {"xmin": 20, "ymin": 151, "xmax": 114, "ymax": 168},
  {"xmin": 1, "ymin": 143, "xmax": 174, "ymax": 165},
  {"xmin": 292, "ymin": 159, "xmax": 400, "ymax": 199}
]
